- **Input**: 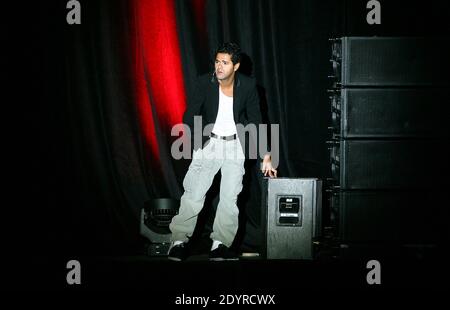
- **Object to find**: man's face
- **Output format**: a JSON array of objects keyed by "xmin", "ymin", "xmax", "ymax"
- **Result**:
[{"xmin": 215, "ymin": 53, "xmax": 240, "ymax": 81}]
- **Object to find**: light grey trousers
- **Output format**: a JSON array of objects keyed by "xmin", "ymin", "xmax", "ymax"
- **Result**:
[{"xmin": 169, "ymin": 137, "xmax": 245, "ymax": 247}]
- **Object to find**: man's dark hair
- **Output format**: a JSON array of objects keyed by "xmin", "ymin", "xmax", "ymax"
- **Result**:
[{"xmin": 215, "ymin": 42, "xmax": 242, "ymax": 64}]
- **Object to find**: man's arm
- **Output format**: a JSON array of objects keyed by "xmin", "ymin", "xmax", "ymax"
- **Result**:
[{"xmin": 246, "ymin": 80, "xmax": 277, "ymax": 178}]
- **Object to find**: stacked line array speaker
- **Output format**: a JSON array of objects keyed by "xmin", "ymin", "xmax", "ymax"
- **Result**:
[
  {"xmin": 330, "ymin": 37, "xmax": 450, "ymax": 87},
  {"xmin": 328, "ymin": 37, "xmax": 450, "ymax": 252},
  {"xmin": 330, "ymin": 88, "xmax": 448, "ymax": 139}
]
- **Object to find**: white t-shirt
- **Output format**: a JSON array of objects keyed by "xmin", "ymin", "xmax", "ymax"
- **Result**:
[{"xmin": 212, "ymin": 86, "xmax": 237, "ymax": 136}]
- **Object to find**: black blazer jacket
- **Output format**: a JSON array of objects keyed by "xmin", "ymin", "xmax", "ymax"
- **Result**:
[{"xmin": 183, "ymin": 72, "xmax": 264, "ymax": 159}]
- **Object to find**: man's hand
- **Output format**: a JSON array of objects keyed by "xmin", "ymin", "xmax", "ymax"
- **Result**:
[{"xmin": 261, "ymin": 154, "xmax": 278, "ymax": 178}]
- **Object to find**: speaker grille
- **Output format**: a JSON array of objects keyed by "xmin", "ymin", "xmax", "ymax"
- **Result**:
[
  {"xmin": 333, "ymin": 140, "xmax": 446, "ymax": 190},
  {"xmin": 341, "ymin": 37, "xmax": 450, "ymax": 86},
  {"xmin": 335, "ymin": 88, "xmax": 449, "ymax": 138},
  {"xmin": 339, "ymin": 191, "xmax": 443, "ymax": 243}
]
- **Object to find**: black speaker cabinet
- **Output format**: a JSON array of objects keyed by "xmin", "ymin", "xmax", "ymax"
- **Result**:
[
  {"xmin": 329, "ymin": 88, "xmax": 449, "ymax": 139},
  {"xmin": 334, "ymin": 190, "xmax": 444, "ymax": 244},
  {"xmin": 330, "ymin": 37, "xmax": 450, "ymax": 86},
  {"xmin": 329, "ymin": 139, "xmax": 446, "ymax": 190},
  {"xmin": 261, "ymin": 178, "xmax": 322, "ymax": 259}
]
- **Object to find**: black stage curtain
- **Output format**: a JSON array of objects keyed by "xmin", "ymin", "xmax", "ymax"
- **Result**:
[
  {"xmin": 25, "ymin": 0, "xmax": 149, "ymax": 256},
  {"xmin": 15, "ymin": 0, "xmax": 450, "ymax": 259}
]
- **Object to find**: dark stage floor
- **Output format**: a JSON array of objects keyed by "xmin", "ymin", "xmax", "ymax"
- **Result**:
[
  {"xmin": 11, "ymin": 243, "xmax": 447, "ymax": 294},
  {"xmin": 6, "ymin": 224, "xmax": 447, "ymax": 293}
]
